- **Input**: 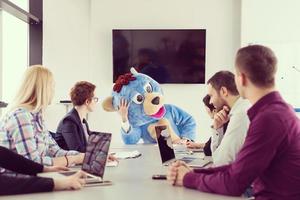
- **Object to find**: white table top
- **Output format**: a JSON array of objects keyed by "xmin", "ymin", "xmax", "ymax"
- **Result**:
[{"xmin": 0, "ymin": 144, "xmax": 245, "ymax": 200}]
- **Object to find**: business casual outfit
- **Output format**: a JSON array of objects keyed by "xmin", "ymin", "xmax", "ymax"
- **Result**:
[
  {"xmin": 183, "ymin": 92, "xmax": 300, "ymax": 200},
  {"xmin": 0, "ymin": 146, "xmax": 54, "ymax": 195},
  {"xmin": 55, "ymin": 108, "xmax": 91, "ymax": 152},
  {"xmin": 0, "ymin": 108, "xmax": 79, "ymax": 166},
  {"xmin": 202, "ymin": 121, "xmax": 229, "ymax": 156},
  {"xmin": 211, "ymin": 97, "xmax": 250, "ymax": 166}
]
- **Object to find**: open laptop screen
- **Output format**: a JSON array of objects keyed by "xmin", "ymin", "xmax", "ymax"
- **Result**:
[
  {"xmin": 82, "ymin": 132, "xmax": 112, "ymax": 178},
  {"xmin": 155, "ymin": 126, "xmax": 176, "ymax": 164}
]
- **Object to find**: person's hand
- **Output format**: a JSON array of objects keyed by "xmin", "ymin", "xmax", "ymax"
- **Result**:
[
  {"xmin": 204, "ymin": 106, "xmax": 217, "ymax": 119},
  {"xmin": 186, "ymin": 141, "xmax": 204, "ymax": 149},
  {"xmin": 118, "ymin": 98, "xmax": 129, "ymax": 123},
  {"xmin": 172, "ymin": 138, "xmax": 186, "ymax": 144},
  {"xmin": 75, "ymin": 153, "xmax": 85, "ymax": 164},
  {"xmin": 148, "ymin": 118, "xmax": 180, "ymax": 141},
  {"xmin": 43, "ymin": 166, "xmax": 69, "ymax": 173},
  {"xmin": 53, "ymin": 171, "xmax": 87, "ymax": 191},
  {"xmin": 108, "ymin": 154, "xmax": 118, "ymax": 162},
  {"xmin": 68, "ymin": 153, "xmax": 85, "ymax": 166},
  {"xmin": 212, "ymin": 106, "xmax": 230, "ymax": 129},
  {"xmin": 167, "ymin": 160, "xmax": 192, "ymax": 186}
]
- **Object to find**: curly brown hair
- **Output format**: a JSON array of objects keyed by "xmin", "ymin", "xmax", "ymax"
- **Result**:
[
  {"xmin": 113, "ymin": 73, "xmax": 136, "ymax": 93},
  {"xmin": 70, "ymin": 81, "xmax": 96, "ymax": 106}
]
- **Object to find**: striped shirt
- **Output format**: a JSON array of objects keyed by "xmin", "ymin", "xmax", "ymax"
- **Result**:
[{"xmin": 0, "ymin": 108, "xmax": 79, "ymax": 166}]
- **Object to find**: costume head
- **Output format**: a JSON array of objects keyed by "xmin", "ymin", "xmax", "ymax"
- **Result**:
[{"xmin": 102, "ymin": 68, "xmax": 166, "ymax": 127}]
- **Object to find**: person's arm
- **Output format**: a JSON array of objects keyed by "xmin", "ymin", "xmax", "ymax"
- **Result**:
[
  {"xmin": 193, "ymin": 164, "xmax": 229, "ymax": 174},
  {"xmin": 0, "ymin": 170, "xmax": 87, "ymax": 195},
  {"xmin": 46, "ymin": 132, "xmax": 79, "ymax": 157},
  {"xmin": 210, "ymin": 107, "xmax": 230, "ymax": 153},
  {"xmin": 0, "ymin": 174, "xmax": 54, "ymax": 195},
  {"xmin": 45, "ymin": 132, "xmax": 84, "ymax": 166},
  {"xmin": 60, "ymin": 120, "xmax": 84, "ymax": 152},
  {"xmin": 117, "ymin": 98, "xmax": 142, "ymax": 144},
  {"xmin": 183, "ymin": 114, "xmax": 285, "ymax": 196},
  {"xmin": 0, "ymin": 146, "xmax": 43, "ymax": 175},
  {"xmin": 121, "ymin": 120, "xmax": 131, "ymax": 133},
  {"xmin": 169, "ymin": 105, "xmax": 196, "ymax": 140},
  {"xmin": 212, "ymin": 113, "xmax": 249, "ymax": 166},
  {"xmin": 121, "ymin": 126, "xmax": 142, "ymax": 144},
  {"xmin": 210, "ymin": 127, "xmax": 224, "ymax": 153}
]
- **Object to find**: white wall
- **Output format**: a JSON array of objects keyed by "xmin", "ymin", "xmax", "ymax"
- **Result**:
[
  {"xmin": 43, "ymin": 0, "xmax": 91, "ymax": 132},
  {"xmin": 43, "ymin": 0, "xmax": 241, "ymax": 146},
  {"xmin": 241, "ymin": 0, "xmax": 300, "ymax": 108}
]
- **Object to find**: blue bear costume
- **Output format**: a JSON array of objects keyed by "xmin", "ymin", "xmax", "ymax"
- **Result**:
[{"xmin": 102, "ymin": 68, "xmax": 196, "ymax": 144}]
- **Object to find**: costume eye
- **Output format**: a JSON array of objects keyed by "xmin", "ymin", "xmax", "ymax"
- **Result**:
[
  {"xmin": 132, "ymin": 93, "xmax": 144, "ymax": 104},
  {"xmin": 144, "ymin": 83, "xmax": 153, "ymax": 93}
]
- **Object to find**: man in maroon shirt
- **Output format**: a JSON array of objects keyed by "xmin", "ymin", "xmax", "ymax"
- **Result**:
[{"xmin": 167, "ymin": 45, "xmax": 300, "ymax": 200}]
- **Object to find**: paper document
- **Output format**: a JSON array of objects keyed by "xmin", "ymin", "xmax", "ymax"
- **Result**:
[
  {"xmin": 106, "ymin": 160, "xmax": 119, "ymax": 167},
  {"xmin": 111, "ymin": 150, "xmax": 142, "ymax": 159}
]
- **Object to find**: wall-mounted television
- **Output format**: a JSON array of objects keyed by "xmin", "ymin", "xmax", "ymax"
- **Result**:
[{"xmin": 112, "ymin": 29, "xmax": 206, "ymax": 84}]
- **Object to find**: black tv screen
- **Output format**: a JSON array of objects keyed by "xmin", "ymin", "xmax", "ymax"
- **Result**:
[{"xmin": 112, "ymin": 29, "xmax": 206, "ymax": 83}]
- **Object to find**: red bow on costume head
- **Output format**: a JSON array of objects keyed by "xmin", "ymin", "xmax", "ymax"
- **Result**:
[{"xmin": 113, "ymin": 73, "xmax": 136, "ymax": 93}]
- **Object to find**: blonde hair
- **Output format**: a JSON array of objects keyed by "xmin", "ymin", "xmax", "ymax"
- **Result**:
[{"xmin": 11, "ymin": 65, "xmax": 54, "ymax": 113}]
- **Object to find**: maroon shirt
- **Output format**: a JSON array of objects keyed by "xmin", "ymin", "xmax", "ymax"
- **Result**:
[{"xmin": 183, "ymin": 92, "xmax": 300, "ymax": 200}]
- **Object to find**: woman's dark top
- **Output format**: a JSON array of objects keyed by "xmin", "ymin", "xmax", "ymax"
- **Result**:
[
  {"xmin": 0, "ymin": 146, "xmax": 54, "ymax": 195},
  {"xmin": 55, "ymin": 108, "xmax": 91, "ymax": 152}
]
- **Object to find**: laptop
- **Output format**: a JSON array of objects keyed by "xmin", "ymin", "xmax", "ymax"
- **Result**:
[
  {"xmin": 45, "ymin": 132, "xmax": 113, "ymax": 186},
  {"xmin": 155, "ymin": 125, "xmax": 212, "ymax": 168}
]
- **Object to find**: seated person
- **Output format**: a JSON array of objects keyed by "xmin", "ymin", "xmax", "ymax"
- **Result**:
[
  {"xmin": 0, "ymin": 146, "xmax": 86, "ymax": 195},
  {"xmin": 55, "ymin": 81, "xmax": 117, "ymax": 163},
  {"xmin": 0, "ymin": 65, "xmax": 84, "ymax": 167},
  {"xmin": 167, "ymin": 45, "xmax": 300, "ymax": 199},
  {"xmin": 187, "ymin": 71, "xmax": 250, "ymax": 166},
  {"xmin": 55, "ymin": 81, "xmax": 97, "ymax": 152},
  {"xmin": 187, "ymin": 94, "xmax": 216, "ymax": 156},
  {"xmin": 102, "ymin": 69, "xmax": 196, "ymax": 144}
]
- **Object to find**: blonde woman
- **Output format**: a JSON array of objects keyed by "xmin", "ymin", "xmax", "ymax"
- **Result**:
[{"xmin": 0, "ymin": 65, "xmax": 84, "ymax": 167}]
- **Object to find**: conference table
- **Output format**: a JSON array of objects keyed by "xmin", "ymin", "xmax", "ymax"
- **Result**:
[{"xmin": 1, "ymin": 144, "xmax": 246, "ymax": 200}]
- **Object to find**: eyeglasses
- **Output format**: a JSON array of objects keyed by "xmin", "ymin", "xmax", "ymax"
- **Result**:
[{"xmin": 92, "ymin": 97, "xmax": 99, "ymax": 102}]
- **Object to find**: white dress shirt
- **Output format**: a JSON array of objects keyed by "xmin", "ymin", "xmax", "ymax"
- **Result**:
[
  {"xmin": 211, "ymin": 97, "xmax": 251, "ymax": 166},
  {"xmin": 121, "ymin": 120, "xmax": 131, "ymax": 133}
]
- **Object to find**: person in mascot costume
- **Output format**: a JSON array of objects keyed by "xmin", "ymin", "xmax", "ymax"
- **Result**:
[{"xmin": 102, "ymin": 68, "xmax": 196, "ymax": 144}]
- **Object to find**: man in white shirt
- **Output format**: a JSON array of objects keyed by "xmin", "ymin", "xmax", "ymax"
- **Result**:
[{"xmin": 207, "ymin": 71, "xmax": 250, "ymax": 166}]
